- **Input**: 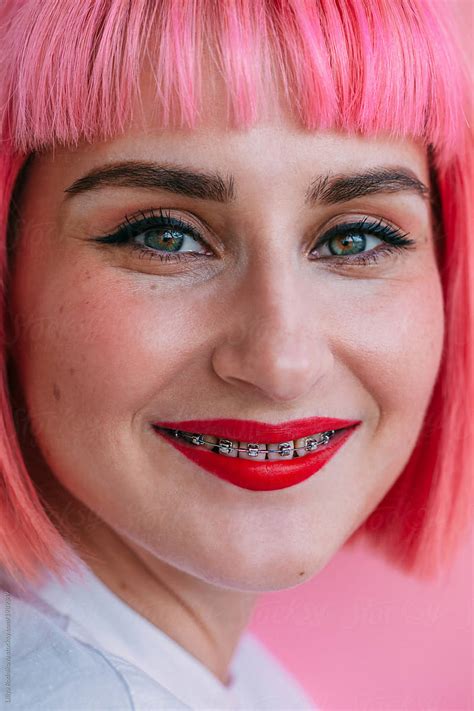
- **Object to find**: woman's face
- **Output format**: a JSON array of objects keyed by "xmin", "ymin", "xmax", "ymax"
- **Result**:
[{"xmin": 8, "ymin": 91, "xmax": 444, "ymax": 591}]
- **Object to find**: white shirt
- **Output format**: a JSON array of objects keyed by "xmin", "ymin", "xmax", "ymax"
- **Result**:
[{"xmin": 0, "ymin": 552, "xmax": 316, "ymax": 710}]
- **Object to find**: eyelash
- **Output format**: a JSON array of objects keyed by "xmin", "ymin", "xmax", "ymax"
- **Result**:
[
  {"xmin": 92, "ymin": 207, "xmax": 417, "ymax": 267},
  {"xmin": 93, "ymin": 208, "xmax": 210, "ymax": 264}
]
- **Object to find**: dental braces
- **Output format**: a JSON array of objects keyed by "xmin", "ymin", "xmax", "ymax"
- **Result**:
[{"xmin": 169, "ymin": 429, "xmax": 337, "ymax": 456}]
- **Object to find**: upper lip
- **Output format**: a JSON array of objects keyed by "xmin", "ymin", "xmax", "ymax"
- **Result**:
[{"xmin": 152, "ymin": 417, "xmax": 362, "ymax": 442}]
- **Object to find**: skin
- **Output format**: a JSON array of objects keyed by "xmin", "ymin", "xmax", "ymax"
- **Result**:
[{"xmin": 7, "ymin": 77, "xmax": 444, "ymax": 685}]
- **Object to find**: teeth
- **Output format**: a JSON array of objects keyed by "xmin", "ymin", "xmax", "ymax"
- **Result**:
[
  {"xmin": 171, "ymin": 428, "xmax": 337, "ymax": 459},
  {"xmin": 294, "ymin": 432, "xmax": 332, "ymax": 457},
  {"xmin": 238, "ymin": 442, "xmax": 267, "ymax": 461},
  {"xmin": 189, "ymin": 434, "xmax": 205, "ymax": 446},
  {"xmin": 217, "ymin": 438, "xmax": 238, "ymax": 457},
  {"xmin": 294, "ymin": 437, "xmax": 309, "ymax": 458},
  {"xmin": 267, "ymin": 440, "xmax": 295, "ymax": 460},
  {"xmin": 202, "ymin": 434, "xmax": 218, "ymax": 451}
]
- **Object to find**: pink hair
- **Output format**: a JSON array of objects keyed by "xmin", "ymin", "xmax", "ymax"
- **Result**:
[{"xmin": 0, "ymin": 0, "xmax": 472, "ymax": 586}]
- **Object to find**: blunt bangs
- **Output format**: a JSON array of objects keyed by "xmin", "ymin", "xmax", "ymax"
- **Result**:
[{"xmin": 0, "ymin": 0, "xmax": 469, "ymax": 167}]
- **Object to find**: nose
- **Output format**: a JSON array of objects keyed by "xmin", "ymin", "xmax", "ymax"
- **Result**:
[{"xmin": 211, "ymin": 257, "xmax": 334, "ymax": 403}]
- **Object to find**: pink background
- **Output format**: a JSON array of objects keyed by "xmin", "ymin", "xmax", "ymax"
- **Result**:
[
  {"xmin": 250, "ymin": 536, "xmax": 473, "ymax": 709},
  {"xmin": 250, "ymin": 3, "xmax": 473, "ymax": 708}
]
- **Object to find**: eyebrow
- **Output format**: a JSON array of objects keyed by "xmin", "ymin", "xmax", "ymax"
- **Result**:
[
  {"xmin": 63, "ymin": 161, "xmax": 429, "ymax": 206},
  {"xmin": 63, "ymin": 161, "xmax": 236, "ymax": 203},
  {"xmin": 306, "ymin": 166, "xmax": 430, "ymax": 205}
]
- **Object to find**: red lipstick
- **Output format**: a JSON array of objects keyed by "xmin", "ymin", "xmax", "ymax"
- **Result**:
[{"xmin": 152, "ymin": 417, "xmax": 361, "ymax": 491}]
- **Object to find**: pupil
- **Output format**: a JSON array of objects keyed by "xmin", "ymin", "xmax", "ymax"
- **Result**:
[
  {"xmin": 144, "ymin": 229, "xmax": 184, "ymax": 252},
  {"xmin": 330, "ymin": 232, "xmax": 365, "ymax": 255}
]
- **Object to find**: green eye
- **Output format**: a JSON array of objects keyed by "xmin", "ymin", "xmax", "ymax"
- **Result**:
[
  {"xmin": 328, "ymin": 233, "xmax": 366, "ymax": 256},
  {"xmin": 143, "ymin": 229, "xmax": 185, "ymax": 252},
  {"xmin": 312, "ymin": 217, "xmax": 417, "ymax": 266},
  {"xmin": 92, "ymin": 208, "xmax": 211, "ymax": 263}
]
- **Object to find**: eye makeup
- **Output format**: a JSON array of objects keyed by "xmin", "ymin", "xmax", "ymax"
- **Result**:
[
  {"xmin": 90, "ymin": 207, "xmax": 417, "ymax": 267},
  {"xmin": 312, "ymin": 216, "xmax": 416, "ymax": 267}
]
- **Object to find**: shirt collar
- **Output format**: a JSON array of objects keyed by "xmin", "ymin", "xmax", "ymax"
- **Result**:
[{"xmin": 25, "ymin": 552, "xmax": 244, "ymax": 709}]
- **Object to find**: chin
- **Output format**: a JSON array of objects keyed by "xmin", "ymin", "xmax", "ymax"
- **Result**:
[{"xmin": 185, "ymin": 538, "xmax": 340, "ymax": 593}]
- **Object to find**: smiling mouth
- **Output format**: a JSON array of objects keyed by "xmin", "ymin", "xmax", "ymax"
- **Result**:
[
  {"xmin": 153, "ymin": 426, "xmax": 339, "ymax": 461},
  {"xmin": 152, "ymin": 421, "xmax": 361, "ymax": 490}
]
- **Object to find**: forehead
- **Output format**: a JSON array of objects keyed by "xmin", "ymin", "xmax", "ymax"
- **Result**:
[{"xmin": 38, "ymin": 145, "xmax": 430, "ymax": 212}]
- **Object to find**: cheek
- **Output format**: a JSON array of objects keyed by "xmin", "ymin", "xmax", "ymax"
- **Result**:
[
  {"xmin": 332, "ymin": 269, "xmax": 444, "ymax": 424},
  {"xmin": 320, "ymin": 265, "xmax": 445, "ymax": 530},
  {"xmin": 299, "ymin": 267, "xmax": 445, "ymax": 552},
  {"xmin": 11, "ymin": 266, "xmax": 198, "ymax": 440}
]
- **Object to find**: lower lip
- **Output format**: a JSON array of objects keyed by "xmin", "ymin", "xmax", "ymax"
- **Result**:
[{"xmin": 153, "ymin": 425, "xmax": 359, "ymax": 491}]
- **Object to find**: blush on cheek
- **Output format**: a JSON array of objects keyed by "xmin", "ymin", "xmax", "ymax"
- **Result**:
[
  {"xmin": 31, "ymin": 278, "xmax": 199, "ymax": 430},
  {"xmin": 341, "ymin": 272, "xmax": 444, "ymax": 432}
]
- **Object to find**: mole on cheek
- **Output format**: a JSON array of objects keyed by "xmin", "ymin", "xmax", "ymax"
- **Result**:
[{"xmin": 52, "ymin": 383, "xmax": 61, "ymax": 401}]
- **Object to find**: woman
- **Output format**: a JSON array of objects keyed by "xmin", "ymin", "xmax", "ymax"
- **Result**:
[{"xmin": 0, "ymin": 0, "xmax": 472, "ymax": 709}]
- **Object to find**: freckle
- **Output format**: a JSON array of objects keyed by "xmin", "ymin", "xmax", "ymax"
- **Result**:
[
  {"xmin": 52, "ymin": 383, "xmax": 61, "ymax": 401},
  {"xmin": 149, "ymin": 284, "xmax": 157, "ymax": 290},
  {"xmin": 59, "ymin": 305, "xmax": 64, "ymax": 314},
  {"xmin": 69, "ymin": 367, "xmax": 75, "ymax": 375}
]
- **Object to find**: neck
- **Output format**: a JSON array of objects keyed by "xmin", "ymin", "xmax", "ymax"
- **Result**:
[{"xmin": 66, "ymin": 501, "xmax": 258, "ymax": 686}]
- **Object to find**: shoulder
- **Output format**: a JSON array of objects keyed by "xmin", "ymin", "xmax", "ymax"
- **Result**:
[{"xmin": 1, "ymin": 592, "xmax": 189, "ymax": 710}]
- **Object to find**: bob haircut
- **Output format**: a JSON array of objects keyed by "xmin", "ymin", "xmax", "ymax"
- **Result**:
[{"xmin": 0, "ymin": 0, "xmax": 472, "ymax": 587}]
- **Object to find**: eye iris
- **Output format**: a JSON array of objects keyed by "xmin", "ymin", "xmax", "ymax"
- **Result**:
[
  {"xmin": 329, "ymin": 232, "xmax": 366, "ymax": 256},
  {"xmin": 144, "ymin": 229, "xmax": 184, "ymax": 252}
]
